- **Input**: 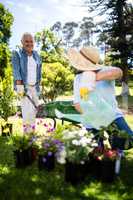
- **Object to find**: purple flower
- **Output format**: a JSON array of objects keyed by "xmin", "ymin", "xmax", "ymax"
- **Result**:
[
  {"xmin": 31, "ymin": 136, "xmax": 37, "ymax": 142},
  {"xmin": 42, "ymin": 157, "xmax": 47, "ymax": 163},
  {"xmin": 23, "ymin": 127, "xmax": 27, "ymax": 132},
  {"xmin": 48, "ymin": 152, "xmax": 53, "ymax": 156},
  {"xmin": 53, "ymin": 140, "xmax": 60, "ymax": 144},
  {"xmin": 29, "ymin": 141, "xmax": 33, "ymax": 145},
  {"xmin": 31, "ymin": 124, "xmax": 35, "ymax": 130},
  {"xmin": 49, "ymin": 127, "xmax": 55, "ymax": 132},
  {"xmin": 44, "ymin": 143, "xmax": 50, "ymax": 148}
]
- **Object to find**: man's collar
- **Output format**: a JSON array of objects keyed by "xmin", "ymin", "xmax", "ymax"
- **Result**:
[{"xmin": 22, "ymin": 48, "xmax": 34, "ymax": 56}]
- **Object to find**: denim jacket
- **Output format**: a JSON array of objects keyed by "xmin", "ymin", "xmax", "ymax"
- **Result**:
[{"xmin": 12, "ymin": 48, "xmax": 42, "ymax": 93}]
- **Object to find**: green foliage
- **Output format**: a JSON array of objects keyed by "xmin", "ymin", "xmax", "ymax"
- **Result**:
[
  {"xmin": 52, "ymin": 17, "xmax": 96, "ymax": 48},
  {"xmin": 0, "ymin": 3, "xmax": 13, "ymax": 43},
  {"xmin": 35, "ymin": 28, "xmax": 74, "ymax": 101},
  {"xmin": 0, "ymin": 117, "xmax": 133, "ymax": 199},
  {"xmin": 9, "ymin": 134, "xmax": 33, "ymax": 151},
  {"xmin": 35, "ymin": 29, "xmax": 64, "ymax": 64},
  {"xmin": 0, "ymin": 67, "xmax": 16, "ymax": 121},
  {"xmin": 36, "ymin": 137, "xmax": 63, "ymax": 156},
  {"xmin": 85, "ymin": 0, "xmax": 133, "ymax": 84},
  {"xmin": 52, "ymin": 124, "xmax": 66, "ymax": 141},
  {"xmin": 0, "ymin": 43, "xmax": 11, "ymax": 78},
  {"xmin": 79, "ymin": 17, "xmax": 95, "ymax": 46},
  {"xmin": 63, "ymin": 128, "xmax": 97, "ymax": 164},
  {"xmin": 98, "ymin": 124, "xmax": 131, "ymax": 139},
  {"xmin": 41, "ymin": 62, "xmax": 74, "ymax": 102},
  {"xmin": 0, "ymin": 3, "xmax": 13, "ymax": 78}
]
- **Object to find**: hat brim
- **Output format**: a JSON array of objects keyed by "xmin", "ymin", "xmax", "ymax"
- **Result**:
[{"xmin": 67, "ymin": 48, "xmax": 100, "ymax": 71}]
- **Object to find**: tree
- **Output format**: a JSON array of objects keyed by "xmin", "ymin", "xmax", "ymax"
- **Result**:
[
  {"xmin": 80, "ymin": 17, "xmax": 95, "ymax": 46},
  {"xmin": 41, "ymin": 62, "xmax": 74, "ymax": 102},
  {"xmin": 35, "ymin": 29, "xmax": 63, "ymax": 63},
  {"xmin": 0, "ymin": 3, "xmax": 13, "ymax": 78},
  {"xmin": 51, "ymin": 21, "xmax": 62, "ymax": 38},
  {"xmin": 84, "ymin": 0, "xmax": 133, "ymax": 95},
  {"xmin": 62, "ymin": 22, "xmax": 78, "ymax": 48},
  {"xmin": 35, "ymin": 28, "xmax": 74, "ymax": 102}
]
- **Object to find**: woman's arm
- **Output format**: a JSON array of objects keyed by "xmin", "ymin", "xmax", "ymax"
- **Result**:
[{"xmin": 96, "ymin": 67, "xmax": 123, "ymax": 81}]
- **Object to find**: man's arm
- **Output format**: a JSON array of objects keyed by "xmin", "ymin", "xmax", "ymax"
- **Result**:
[
  {"xmin": 12, "ymin": 50, "xmax": 23, "ymax": 84},
  {"xmin": 96, "ymin": 67, "xmax": 123, "ymax": 81}
]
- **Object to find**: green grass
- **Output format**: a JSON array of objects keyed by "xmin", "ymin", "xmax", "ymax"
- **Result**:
[
  {"xmin": 0, "ymin": 83, "xmax": 133, "ymax": 200},
  {"xmin": 0, "ymin": 117, "xmax": 133, "ymax": 200}
]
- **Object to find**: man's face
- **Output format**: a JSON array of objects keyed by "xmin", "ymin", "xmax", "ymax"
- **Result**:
[{"xmin": 22, "ymin": 35, "xmax": 34, "ymax": 54}]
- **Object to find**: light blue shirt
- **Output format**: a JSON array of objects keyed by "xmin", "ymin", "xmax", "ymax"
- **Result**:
[
  {"xmin": 73, "ymin": 67, "xmax": 123, "ymax": 128},
  {"xmin": 12, "ymin": 48, "xmax": 42, "ymax": 93}
]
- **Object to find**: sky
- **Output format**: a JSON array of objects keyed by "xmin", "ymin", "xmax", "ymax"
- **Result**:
[
  {"xmin": 1, "ymin": 0, "xmax": 92, "ymax": 49},
  {"xmin": 1, "ymin": 0, "xmax": 132, "ymax": 50}
]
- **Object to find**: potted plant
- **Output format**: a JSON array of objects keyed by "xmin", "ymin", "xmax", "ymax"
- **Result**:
[
  {"xmin": 60, "ymin": 127, "xmax": 98, "ymax": 185},
  {"xmin": 110, "ymin": 130, "xmax": 132, "ymax": 150},
  {"xmin": 9, "ymin": 133, "xmax": 37, "ymax": 168},
  {"xmin": 91, "ymin": 146, "xmax": 119, "ymax": 182},
  {"xmin": 36, "ymin": 136, "xmax": 64, "ymax": 171},
  {"xmin": 0, "ymin": 74, "xmax": 16, "ymax": 136}
]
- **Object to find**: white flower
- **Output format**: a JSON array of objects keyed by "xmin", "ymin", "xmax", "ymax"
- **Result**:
[
  {"xmin": 78, "ymin": 127, "xmax": 87, "ymax": 136},
  {"xmin": 56, "ymin": 147, "xmax": 66, "ymax": 164},
  {"xmin": 79, "ymin": 137, "xmax": 88, "ymax": 146},
  {"xmin": 72, "ymin": 139, "xmax": 80, "ymax": 146},
  {"xmin": 78, "ymin": 131, "xmax": 85, "ymax": 137},
  {"xmin": 63, "ymin": 130, "xmax": 79, "ymax": 139},
  {"xmin": 85, "ymin": 138, "xmax": 92, "ymax": 144},
  {"xmin": 91, "ymin": 143, "xmax": 98, "ymax": 147}
]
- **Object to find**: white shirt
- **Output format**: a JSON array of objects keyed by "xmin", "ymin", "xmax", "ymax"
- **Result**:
[{"xmin": 27, "ymin": 56, "xmax": 37, "ymax": 85}]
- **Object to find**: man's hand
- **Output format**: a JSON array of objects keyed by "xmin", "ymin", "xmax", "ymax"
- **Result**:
[
  {"xmin": 96, "ymin": 67, "xmax": 123, "ymax": 81},
  {"xmin": 16, "ymin": 85, "xmax": 24, "ymax": 97},
  {"xmin": 16, "ymin": 80, "xmax": 23, "ymax": 85}
]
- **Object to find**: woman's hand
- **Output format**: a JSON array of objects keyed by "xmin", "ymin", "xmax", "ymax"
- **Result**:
[{"xmin": 74, "ymin": 103, "xmax": 83, "ymax": 114}]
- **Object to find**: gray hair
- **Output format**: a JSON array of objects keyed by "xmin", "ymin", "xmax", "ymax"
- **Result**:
[{"xmin": 21, "ymin": 32, "xmax": 34, "ymax": 42}]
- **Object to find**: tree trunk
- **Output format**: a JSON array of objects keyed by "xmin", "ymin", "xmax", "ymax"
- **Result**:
[{"xmin": 120, "ymin": 61, "xmax": 129, "ymax": 111}]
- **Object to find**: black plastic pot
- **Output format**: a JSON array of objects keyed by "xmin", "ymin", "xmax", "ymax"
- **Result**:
[
  {"xmin": 65, "ymin": 161, "xmax": 86, "ymax": 185},
  {"xmin": 1, "ymin": 123, "xmax": 12, "ymax": 136},
  {"xmin": 89, "ymin": 157, "xmax": 102, "ymax": 179},
  {"xmin": 101, "ymin": 160, "xmax": 116, "ymax": 182},
  {"xmin": 14, "ymin": 148, "xmax": 33, "ymax": 168},
  {"xmin": 38, "ymin": 154, "xmax": 55, "ymax": 171},
  {"xmin": 31, "ymin": 148, "xmax": 38, "ymax": 161}
]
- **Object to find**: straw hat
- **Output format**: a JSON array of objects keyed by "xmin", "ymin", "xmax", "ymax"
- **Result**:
[{"xmin": 67, "ymin": 47, "xmax": 100, "ymax": 71}]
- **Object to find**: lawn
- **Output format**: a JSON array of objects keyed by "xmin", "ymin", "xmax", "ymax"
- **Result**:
[
  {"xmin": 0, "ymin": 116, "xmax": 133, "ymax": 200},
  {"xmin": 0, "ymin": 83, "xmax": 133, "ymax": 200}
]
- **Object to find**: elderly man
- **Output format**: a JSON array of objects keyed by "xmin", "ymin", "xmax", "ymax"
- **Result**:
[
  {"xmin": 67, "ymin": 47, "xmax": 133, "ymax": 136},
  {"xmin": 12, "ymin": 33, "xmax": 42, "ymax": 133}
]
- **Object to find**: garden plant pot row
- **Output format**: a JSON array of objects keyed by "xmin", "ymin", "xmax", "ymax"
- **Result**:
[{"xmin": 14, "ymin": 149, "xmax": 118, "ymax": 184}]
